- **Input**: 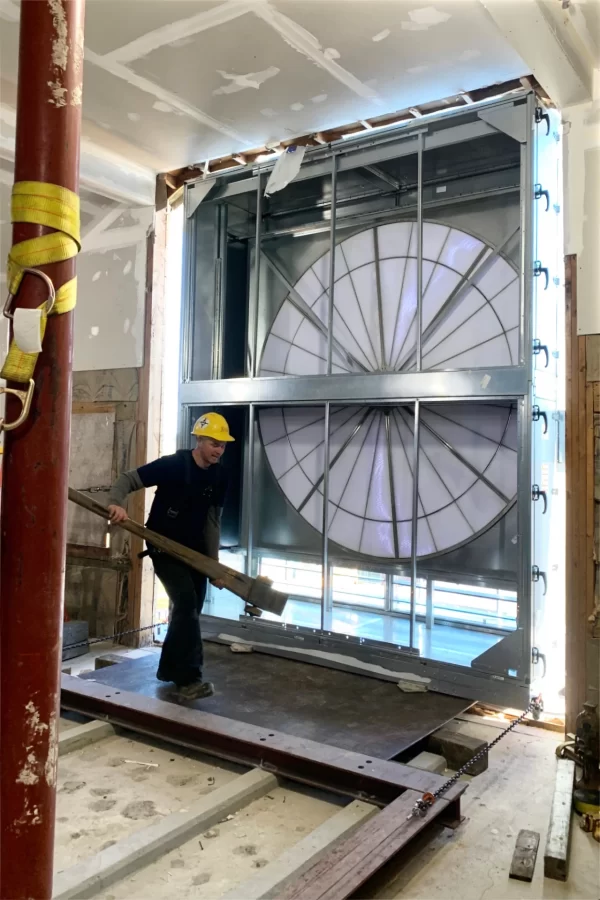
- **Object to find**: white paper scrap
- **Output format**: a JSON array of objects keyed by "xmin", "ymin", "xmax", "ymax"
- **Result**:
[
  {"xmin": 14, "ymin": 308, "xmax": 43, "ymax": 354},
  {"xmin": 265, "ymin": 145, "xmax": 306, "ymax": 196}
]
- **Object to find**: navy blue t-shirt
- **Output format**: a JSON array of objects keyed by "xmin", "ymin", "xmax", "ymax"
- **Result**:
[{"xmin": 139, "ymin": 450, "xmax": 228, "ymax": 551}]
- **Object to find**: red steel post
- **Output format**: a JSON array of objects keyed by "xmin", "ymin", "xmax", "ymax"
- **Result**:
[{"xmin": 0, "ymin": 2, "xmax": 85, "ymax": 897}]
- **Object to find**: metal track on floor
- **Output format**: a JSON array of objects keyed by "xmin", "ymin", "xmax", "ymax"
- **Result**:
[{"xmin": 58, "ymin": 674, "xmax": 465, "ymax": 899}]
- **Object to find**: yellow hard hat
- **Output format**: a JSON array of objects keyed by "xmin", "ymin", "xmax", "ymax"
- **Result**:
[{"xmin": 191, "ymin": 412, "xmax": 235, "ymax": 442}]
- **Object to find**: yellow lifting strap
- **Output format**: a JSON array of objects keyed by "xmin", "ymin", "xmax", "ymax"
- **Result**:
[{"xmin": 1, "ymin": 180, "xmax": 80, "ymax": 384}]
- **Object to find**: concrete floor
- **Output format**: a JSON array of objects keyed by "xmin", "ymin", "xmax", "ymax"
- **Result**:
[
  {"xmin": 371, "ymin": 723, "xmax": 599, "ymax": 900},
  {"xmin": 59, "ymin": 650, "xmax": 599, "ymax": 900}
]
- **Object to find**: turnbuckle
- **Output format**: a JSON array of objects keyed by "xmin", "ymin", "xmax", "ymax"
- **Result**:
[
  {"xmin": 0, "ymin": 379, "xmax": 35, "ymax": 432},
  {"xmin": 407, "ymin": 792, "xmax": 435, "ymax": 820},
  {"xmin": 4, "ymin": 267, "xmax": 56, "ymax": 319}
]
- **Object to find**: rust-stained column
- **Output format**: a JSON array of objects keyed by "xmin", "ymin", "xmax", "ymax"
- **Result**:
[{"xmin": 0, "ymin": 2, "xmax": 85, "ymax": 898}]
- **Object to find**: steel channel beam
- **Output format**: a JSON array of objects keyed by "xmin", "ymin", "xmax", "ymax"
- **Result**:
[
  {"xmin": 60, "ymin": 676, "xmax": 466, "ymax": 807},
  {"xmin": 259, "ymin": 182, "xmax": 520, "ymax": 242},
  {"xmin": 179, "ymin": 368, "xmax": 528, "ymax": 407},
  {"xmin": 187, "ymin": 93, "xmax": 528, "ymax": 200},
  {"xmin": 201, "ymin": 118, "xmax": 508, "ymax": 201}
]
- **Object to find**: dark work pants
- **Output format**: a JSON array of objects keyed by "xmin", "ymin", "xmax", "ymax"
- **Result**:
[{"xmin": 152, "ymin": 553, "xmax": 207, "ymax": 686}]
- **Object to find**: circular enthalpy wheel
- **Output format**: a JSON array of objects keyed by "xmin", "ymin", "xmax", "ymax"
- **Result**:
[{"xmin": 258, "ymin": 221, "xmax": 519, "ymax": 560}]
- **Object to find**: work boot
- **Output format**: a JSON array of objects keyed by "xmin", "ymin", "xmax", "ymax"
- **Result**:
[{"xmin": 176, "ymin": 680, "xmax": 214, "ymax": 701}]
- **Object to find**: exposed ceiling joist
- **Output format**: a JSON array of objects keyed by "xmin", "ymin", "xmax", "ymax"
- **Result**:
[
  {"xmin": 165, "ymin": 76, "xmax": 532, "ymax": 194},
  {"xmin": 480, "ymin": 0, "xmax": 595, "ymax": 108}
]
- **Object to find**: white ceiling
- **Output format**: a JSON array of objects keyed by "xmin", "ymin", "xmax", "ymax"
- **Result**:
[{"xmin": 0, "ymin": 0, "xmax": 531, "ymax": 196}]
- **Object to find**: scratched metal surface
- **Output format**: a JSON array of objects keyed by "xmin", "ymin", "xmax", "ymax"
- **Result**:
[{"xmin": 81, "ymin": 643, "xmax": 471, "ymax": 758}]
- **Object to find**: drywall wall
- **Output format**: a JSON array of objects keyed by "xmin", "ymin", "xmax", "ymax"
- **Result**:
[
  {"xmin": 563, "ymin": 92, "xmax": 600, "ymax": 335},
  {"xmin": 0, "ymin": 178, "xmax": 153, "ymax": 373},
  {"xmin": 75, "ymin": 205, "xmax": 153, "ymax": 370}
]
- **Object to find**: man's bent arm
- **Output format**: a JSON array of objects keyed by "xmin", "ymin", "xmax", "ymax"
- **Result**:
[{"xmin": 107, "ymin": 469, "xmax": 144, "ymax": 508}]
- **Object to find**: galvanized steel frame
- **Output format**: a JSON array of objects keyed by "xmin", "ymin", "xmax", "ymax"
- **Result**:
[{"xmin": 178, "ymin": 94, "xmax": 536, "ymax": 706}]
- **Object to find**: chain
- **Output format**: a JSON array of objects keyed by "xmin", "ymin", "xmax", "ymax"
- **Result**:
[
  {"xmin": 407, "ymin": 695, "xmax": 544, "ymax": 819},
  {"xmin": 63, "ymin": 623, "xmax": 158, "ymax": 653}
]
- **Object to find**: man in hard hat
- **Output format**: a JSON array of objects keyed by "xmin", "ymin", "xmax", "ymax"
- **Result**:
[{"xmin": 107, "ymin": 412, "xmax": 235, "ymax": 701}]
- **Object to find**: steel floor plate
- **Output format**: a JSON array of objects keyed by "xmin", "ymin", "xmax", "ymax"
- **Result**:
[{"xmin": 81, "ymin": 643, "xmax": 472, "ymax": 759}]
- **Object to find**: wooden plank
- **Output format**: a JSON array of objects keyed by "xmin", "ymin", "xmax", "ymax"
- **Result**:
[
  {"xmin": 586, "ymin": 334, "xmax": 600, "ymax": 382},
  {"xmin": 68, "ymin": 488, "xmax": 288, "ymax": 615},
  {"xmin": 565, "ymin": 255, "xmax": 577, "ymax": 735},
  {"xmin": 564, "ymin": 254, "xmax": 595, "ymax": 734},
  {"xmin": 586, "ymin": 381, "xmax": 596, "ymax": 613},
  {"xmin": 427, "ymin": 727, "xmax": 487, "ymax": 775},
  {"xmin": 71, "ymin": 401, "xmax": 116, "ymax": 415},
  {"xmin": 509, "ymin": 829, "xmax": 540, "ymax": 882},
  {"xmin": 278, "ymin": 791, "xmax": 453, "ymax": 900},
  {"xmin": 66, "ymin": 543, "xmax": 110, "ymax": 560},
  {"xmin": 544, "ymin": 758, "xmax": 575, "ymax": 881}
]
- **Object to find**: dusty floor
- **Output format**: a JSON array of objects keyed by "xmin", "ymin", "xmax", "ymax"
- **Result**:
[
  {"xmin": 371, "ymin": 723, "xmax": 599, "ymax": 900},
  {"xmin": 58, "ymin": 647, "xmax": 599, "ymax": 900},
  {"xmin": 100, "ymin": 783, "xmax": 340, "ymax": 899},
  {"xmin": 55, "ymin": 729, "xmax": 244, "ymax": 870}
]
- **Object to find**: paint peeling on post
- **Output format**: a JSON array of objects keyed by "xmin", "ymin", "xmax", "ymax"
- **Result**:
[
  {"xmin": 47, "ymin": 0, "xmax": 72, "ymax": 107},
  {"xmin": 0, "ymin": 0, "xmax": 86, "ymax": 896}
]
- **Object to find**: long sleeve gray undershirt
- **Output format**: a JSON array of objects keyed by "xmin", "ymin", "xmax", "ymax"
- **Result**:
[{"xmin": 108, "ymin": 468, "xmax": 222, "ymax": 560}]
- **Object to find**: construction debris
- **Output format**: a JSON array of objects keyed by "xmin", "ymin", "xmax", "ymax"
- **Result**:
[{"xmin": 509, "ymin": 829, "xmax": 540, "ymax": 882}]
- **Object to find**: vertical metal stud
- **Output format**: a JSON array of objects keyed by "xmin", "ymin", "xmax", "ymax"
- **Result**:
[
  {"xmin": 250, "ymin": 175, "xmax": 263, "ymax": 378},
  {"xmin": 425, "ymin": 578, "xmax": 434, "ymax": 631},
  {"xmin": 416, "ymin": 133, "xmax": 424, "ymax": 372},
  {"xmin": 409, "ymin": 399, "xmax": 421, "ymax": 649},
  {"xmin": 244, "ymin": 403, "xmax": 256, "ymax": 579},
  {"xmin": 322, "ymin": 155, "xmax": 337, "ymax": 629},
  {"xmin": 326, "ymin": 157, "xmax": 337, "ymax": 376},
  {"xmin": 212, "ymin": 203, "xmax": 228, "ymax": 379},
  {"xmin": 321, "ymin": 401, "xmax": 332, "ymax": 630}
]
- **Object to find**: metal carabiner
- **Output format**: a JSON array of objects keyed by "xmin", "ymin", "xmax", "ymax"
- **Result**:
[
  {"xmin": 4, "ymin": 268, "xmax": 56, "ymax": 319},
  {"xmin": 0, "ymin": 379, "xmax": 35, "ymax": 432}
]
